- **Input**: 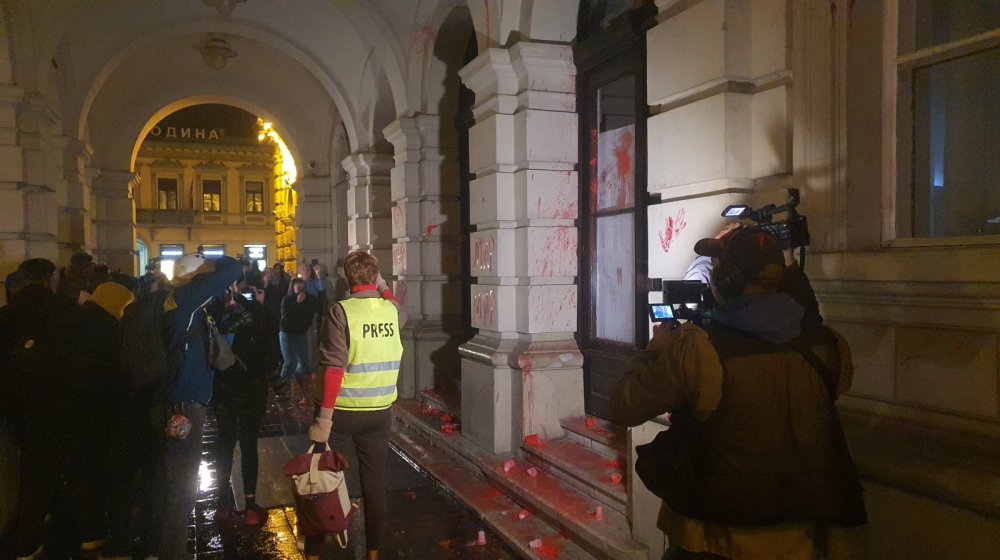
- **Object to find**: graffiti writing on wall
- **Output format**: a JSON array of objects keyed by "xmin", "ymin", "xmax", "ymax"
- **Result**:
[
  {"xmin": 658, "ymin": 208, "xmax": 688, "ymax": 253},
  {"xmin": 473, "ymin": 235, "xmax": 496, "ymax": 273},
  {"xmin": 392, "ymin": 244, "xmax": 406, "ymax": 275},
  {"xmin": 391, "ymin": 205, "xmax": 404, "ymax": 236},
  {"xmin": 472, "ymin": 289, "xmax": 497, "ymax": 328}
]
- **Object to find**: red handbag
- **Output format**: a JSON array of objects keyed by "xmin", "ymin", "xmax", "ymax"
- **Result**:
[{"xmin": 283, "ymin": 444, "xmax": 359, "ymax": 544}]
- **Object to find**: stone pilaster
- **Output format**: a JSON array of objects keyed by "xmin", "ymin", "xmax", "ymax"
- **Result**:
[
  {"xmin": 384, "ymin": 115, "xmax": 463, "ymax": 399},
  {"xmin": 293, "ymin": 175, "xmax": 338, "ymax": 267},
  {"xmin": 458, "ymin": 43, "xmax": 583, "ymax": 454},
  {"xmin": 0, "ymin": 86, "xmax": 59, "ymax": 294},
  {"xmin": 91, "ymin": 170, "xmax": 138, "ymax": 273},
  {"xmin": 54, "ymin": 137, "xmax": 94, "ymax": 261},
  {"xmin": 341, "ymin": 152, "xmax": 393, "ymax": 267}
]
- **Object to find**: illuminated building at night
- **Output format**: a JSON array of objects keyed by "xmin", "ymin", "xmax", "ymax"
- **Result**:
[{"xmin": 0, "ymin": 1, "xmax": 997, "ymax": 557}]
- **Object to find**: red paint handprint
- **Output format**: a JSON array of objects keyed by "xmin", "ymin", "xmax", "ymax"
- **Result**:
[{"xmin": 659, "ymin": 208, "xmax": 688, "ymax": 253}]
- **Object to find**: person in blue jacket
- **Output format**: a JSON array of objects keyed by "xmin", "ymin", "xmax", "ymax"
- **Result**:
[{"xmin": 147, "ymin": 253, "xmax": 244, "ymax": 560}]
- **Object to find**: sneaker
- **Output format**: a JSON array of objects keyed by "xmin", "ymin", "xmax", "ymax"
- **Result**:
[
  {"xmin": 15, "ymin": 545, "xmax": 43, "ymax": 560},
  {"xmin": 245, "ymin": 505, "xmax": 268, "ymax": 527}
]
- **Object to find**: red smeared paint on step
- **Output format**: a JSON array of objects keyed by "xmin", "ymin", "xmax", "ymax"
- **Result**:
[
  {"xmin": 585, "ymin": 417, "xmax": 596, "ymax": 429},
  {"xmin": 524, "ymin": 434, "xmax": 543, "ymax": 448},
  {"xmin": 538, "ymin": 536, "xmax": 562, "ymax": 559}
]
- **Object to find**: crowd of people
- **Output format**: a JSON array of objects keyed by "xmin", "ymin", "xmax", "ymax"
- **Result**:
[{"xmin": 0, "ymin": 250, "xmax": 359, "ymax": 560}]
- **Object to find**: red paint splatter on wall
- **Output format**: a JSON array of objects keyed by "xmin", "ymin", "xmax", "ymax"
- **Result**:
[
  {"xmin": 597, "ymin": 127, "xmax": 635, "ymax": 211},
  {"xmin": 411, "ymin": 24, "xmax": 436, "ymax": 56},
  {"xmin": 658, "ymin": 208, "xmax": 688, "ymax": 253},
  {"xmin": 424, "ymin": 223, "xmax": 439, "ymax": 236}
]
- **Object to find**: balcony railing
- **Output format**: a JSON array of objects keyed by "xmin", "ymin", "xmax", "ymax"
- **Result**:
[{"xmin": 136, "ymin": 209, "xmax": 196, "ymax": 225}]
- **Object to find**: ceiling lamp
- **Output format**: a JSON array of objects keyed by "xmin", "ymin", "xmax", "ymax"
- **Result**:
[
  {"xmin": 197, "ymin": 35, "xmax": 237, "ymax": 71},
  {"xmin": 203, "ymin": 0, "xmax": 246, "ymax": 17}
]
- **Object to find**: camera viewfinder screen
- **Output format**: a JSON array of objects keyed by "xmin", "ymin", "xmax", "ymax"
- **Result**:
[
  {"xmin": 723, "ymin": 205, "xmax": 747, "ymax": 218},
  {"xmin": 648, "ymin": 304, "xmax": 674, "ymax": 322}
]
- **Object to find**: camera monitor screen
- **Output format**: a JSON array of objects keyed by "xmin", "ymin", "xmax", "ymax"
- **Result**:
[
  {"xmin": 722, "ymin": 205, "xmax": 748, "ymax": 218},
  {"xmin": 648, "ymin": 304, "xmax": 674, "ymax": 322},
  {"xmin": 242, "ymin": 292, "xmax": 254, "ymax": 301}
]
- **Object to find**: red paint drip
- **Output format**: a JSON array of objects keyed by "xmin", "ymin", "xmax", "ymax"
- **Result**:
[
  {"xmin": 585, "ymin": 417, "xmax": 597, "ymax": 429},
  {"xmin": 425, "ymin": 223, "xmax": 440, "ymax": 236}
]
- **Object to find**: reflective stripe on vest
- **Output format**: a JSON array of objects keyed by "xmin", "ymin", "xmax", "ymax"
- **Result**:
[{"xmin": 337, "ymin": 297, "xmax": 403, "ymax": 411}]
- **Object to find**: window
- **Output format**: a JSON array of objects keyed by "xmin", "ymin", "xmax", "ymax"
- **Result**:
[
  {"xmin": 245, "ymin": 180, "xmax": 264, "ymax": 213},
  {"xmin": 592, "ymin": 75, "xmax": 638, "ymax": 344},
  {"xmin": 159, "ymin": 243, "xmax": 185, "ymax": 280},
  {"xmin": 157, "ymin": 178, "xmax": 178, "ymax": 210},
  {"xmin": 201, "ymin": 244, "xmax": 225, "ymax": 258},
  {"xmin": 892, "ymin": 0, "xmax": 1000, "ymax": 239},
  {"xmin": 202, "ymin": 179, "xmax": 222, "ymax": 212}
]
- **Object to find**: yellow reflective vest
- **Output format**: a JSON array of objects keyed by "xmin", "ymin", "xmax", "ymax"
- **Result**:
[{"xmin": 337, "ymin": 297, "xmax": 403, "ymax": 411}]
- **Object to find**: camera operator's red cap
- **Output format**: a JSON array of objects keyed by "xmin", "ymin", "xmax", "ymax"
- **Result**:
[{"xmin": 694, "ymin": 227, "xmax": 785, "ymax": 286}]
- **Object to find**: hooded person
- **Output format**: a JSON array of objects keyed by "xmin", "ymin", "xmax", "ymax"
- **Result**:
[
  {"xmin": 610, "ymin": 226, "xmax": 865, "ymax": 560},
  {"xmin": 71, "ymin": 282, "xmax": 135, "ymax": 556},
  {"xmin": 143, "ymin": 253, "xmax": 244, "ymax": 560}
]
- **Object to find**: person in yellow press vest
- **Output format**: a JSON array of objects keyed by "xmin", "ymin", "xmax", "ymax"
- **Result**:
[{"xmin": 307, "ymin": 250, "xmax": 406, "ymax": 560}]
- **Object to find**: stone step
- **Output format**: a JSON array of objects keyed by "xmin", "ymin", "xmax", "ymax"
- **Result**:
[
  {"xmin": 521, "ymin": 436, "xmax": 628, "ymax": 516},
  {"xmin": 560, "ymin": 415, "xmax": 627, "ymax": 460},
  {"xmin": 418, "ymin": 387, "xmax": 462, "ymax": 417},
  {"xmin": 390, "ymin": 424, "xmax": 598, "ymax": 560},
  {"xmin": 393, "ymin": 400, "xmax": 647, "ymax": 560}
]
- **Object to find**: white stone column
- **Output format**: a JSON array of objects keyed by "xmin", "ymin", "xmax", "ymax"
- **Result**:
[
  {"xmin": 293, "ymin": 175, "xmax": 338, "ymax": 266},
  {"xmin": 459, "ymin": 43, "xmax": 583, "ymax": 454},
  {"xmin": 92, "ymin": 170, "xmax": 138, "ymax": 273},
  {"xmin": 341, "ymin": 152, "xmax": 393, "ymax": 267},
  {"xmin": 384, "ymin": 115, "xmax": 463, "ymax": 400},
  {"xmin": 55, "ymin": 138, "xmax": 94, "ymax": 261},
  {"xmin": 0, "ymin": 87, "xmax": 59, "ymax": 283}
]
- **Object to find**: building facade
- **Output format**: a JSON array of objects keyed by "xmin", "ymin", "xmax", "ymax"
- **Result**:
[
  {"xmin": 0, "ymin": 1, "xmax": 997, "ymax": 558},
  {"xmin": 133, "ymin": 109, "xmax": 282, "ymax": 275}
]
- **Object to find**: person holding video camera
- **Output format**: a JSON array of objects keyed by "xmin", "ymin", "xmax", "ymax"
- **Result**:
[{"xmin": 610, "ymin": 226, "xmax": 866, "ymax": 560}]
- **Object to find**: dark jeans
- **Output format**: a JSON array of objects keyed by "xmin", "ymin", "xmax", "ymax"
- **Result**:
[
  {"xmin": 149, "ymin": 401, "xmax": 207, "ymax": 560},
  {"xmin": 279, "ymin": 331, "xmax": 309, "ymax": 380},
  {"xmin": 305, "ymin": 408, "xmax": 391, "ymax": 556},
  {"xmin": 215, "ymin": 401, "xmax": 264, "ymax": 503}
]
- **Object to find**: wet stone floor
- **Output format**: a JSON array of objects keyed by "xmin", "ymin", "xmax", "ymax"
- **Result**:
[
  {"xmin": 3, "ymin": 388, "xmax": 518, "ymax": 560},
  {"xmin": 193, "ymin": 393, "xmax": 520, "ymax": 559}
]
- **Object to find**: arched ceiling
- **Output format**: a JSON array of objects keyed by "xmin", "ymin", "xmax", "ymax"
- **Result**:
[{"xmin": 5, "ymin": 0, "xmax": 578, "ymax": 172}]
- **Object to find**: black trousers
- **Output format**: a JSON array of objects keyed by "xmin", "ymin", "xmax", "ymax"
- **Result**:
[
  {"xmin": 215, "ymin": 401, "xmax": 264, "ymax": 501},
  {"xmin": 305, "ymin": 407, "xmax": 391, "ymax": 556}
]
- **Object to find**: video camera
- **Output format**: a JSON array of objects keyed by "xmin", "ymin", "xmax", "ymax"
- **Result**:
[
  {"xmin": 721, "ymin": 188, "xmax": 810, "ymax": 251},
  {"xmin": 648, "ymin": 279, "xmax": 713, "ymax": 326}
]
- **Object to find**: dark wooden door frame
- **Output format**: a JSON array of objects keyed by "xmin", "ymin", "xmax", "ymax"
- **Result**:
[{"xmin": 574, "ymin": 5, "xmax": 655, "ymax": 419}]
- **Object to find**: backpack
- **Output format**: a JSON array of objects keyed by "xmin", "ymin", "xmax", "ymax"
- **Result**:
[{"xmin": 121, "ymin": 290, "xmax": 170, "ymax": 390}]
